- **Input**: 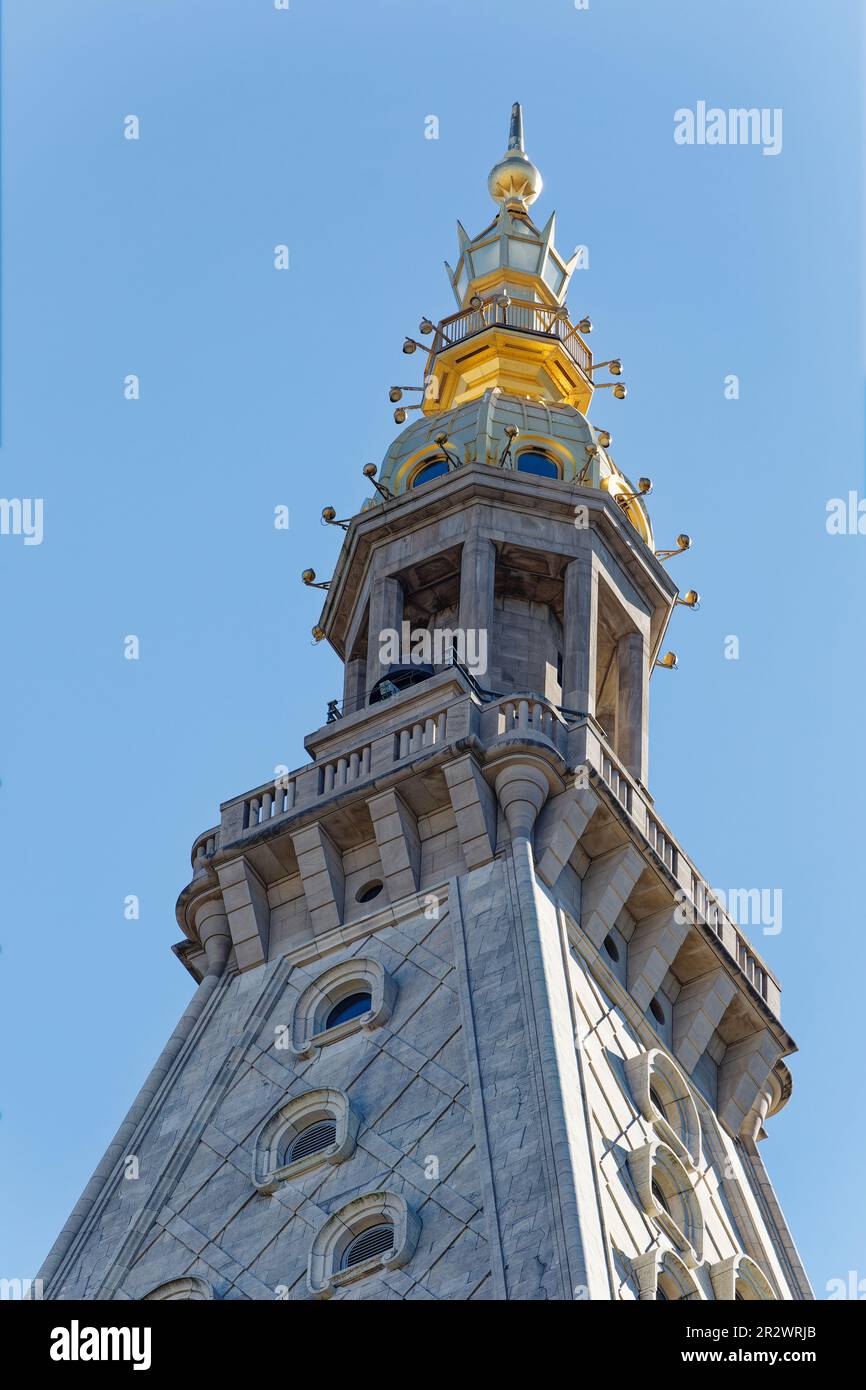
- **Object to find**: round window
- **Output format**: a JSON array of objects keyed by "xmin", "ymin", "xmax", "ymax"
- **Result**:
[{"xmin": 356, "ymin": 880, "xmax": 384, "ymax": 903}]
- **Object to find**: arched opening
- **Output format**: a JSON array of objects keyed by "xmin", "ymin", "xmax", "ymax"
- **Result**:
[
  {"xmin": 411, "ymin": 458, "xmax": 450, "ymax": 488},
  {"xmin": 325, "ymin": 992, "xmax": 372, "ymax": 1030},
  {"xmin": 368, "ymin": 664, "xmax": 435, "ymax": 705},
  {"xmin": 341, "ymin": 1223, "xmax": 395, "ymax": 1270},
  {"xmin": 516, "ymin": 450, "xmax": 559, "ymax": 479},
  {"xmin": 284, "ymin": 1117, "xmax": 338, "ymax": 1166}
]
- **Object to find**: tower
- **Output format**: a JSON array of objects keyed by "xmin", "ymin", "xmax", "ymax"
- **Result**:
[{"xmin": 39, "ymin": 106, "xmax": 811, "ymax": 1303}]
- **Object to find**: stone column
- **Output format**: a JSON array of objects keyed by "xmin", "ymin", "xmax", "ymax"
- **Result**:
[
  {"xmin": 194, "ymin": 898, "xmax": 232, "ymax": 975},
  {"xmin": 458, "ymin": 536, "xmax": 496, "ymax": 666},
  {"xmin": 616, "ymin": 630, "xmax": 648, "ymax": 783},
  {"xmin": 365, "ymin": 575, "xmax": 403, "ymax": 695},
  {"xmin": 342, "ymin": 656, "xmax": 366, "ymax": 714},
  {"xmin": 562, "ymin": 554, "xmax": 597, "ymax": 716}
]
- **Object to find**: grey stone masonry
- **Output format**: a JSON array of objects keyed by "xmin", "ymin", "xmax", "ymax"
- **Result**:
[{"xmin": 38, "ymin": 436, "xmax": 809, "ymax": 1301}]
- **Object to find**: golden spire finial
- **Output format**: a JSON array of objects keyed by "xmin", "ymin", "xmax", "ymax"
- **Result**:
[{"xmin": 487, "ymin": 102, "xmax": 543, "ymax": 210}]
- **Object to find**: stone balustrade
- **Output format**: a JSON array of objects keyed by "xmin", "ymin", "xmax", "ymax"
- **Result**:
[
  {"xmin": 199, "ymin": 672, "xmax": 779, "ymax": 1018},
  {"xmin": 647, "ymin": 812, "xmax": 678, "ymax": 875},
  {"xmin": 320, "ymin": 746, "xmax": 371, "ymax": 793},
  {"xmin": 569, "ymin": 719, "xmax": 779, "ymax": 1014},
  {"xmin": 491, "ymin": 694, "xmax": 569, "ymax": 754},
  {"xmin": 191, "ymin": 827, "xmax": 220, "ymax": 871},
  {"xmin": 244, "ymin": 777, "xmax": 297, "ymax": 829},
  {"xmin": 395, "ymin": 712, "xmax": 446, "ymax": 759}
]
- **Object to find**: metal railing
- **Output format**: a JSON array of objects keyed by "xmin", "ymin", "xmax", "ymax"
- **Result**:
[{"xmin": 432, "ymin": 297, "xmax": 592, "ymax": 377}]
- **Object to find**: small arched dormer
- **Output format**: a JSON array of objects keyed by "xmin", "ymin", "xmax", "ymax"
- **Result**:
[
  {"xmin": 409, "ymin": 456, "xmax": 450, "ymax": 489},
  {"xmin": 514, "ymin": 448, "xmax": 560, "ymax": 479}
]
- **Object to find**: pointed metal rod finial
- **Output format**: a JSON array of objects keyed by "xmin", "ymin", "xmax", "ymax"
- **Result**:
[{"xmin": 508, "ymin": 102, "xmax": 525, "ymax": 153}]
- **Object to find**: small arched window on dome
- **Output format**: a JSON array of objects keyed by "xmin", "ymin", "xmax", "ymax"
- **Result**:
[
  {"xmin": 515, "ymin": 450, "xmax": 559, "ymax": 479},
  {"xmin": 410, "ymin": 457, "xmax": 450, "ymax": 489}
]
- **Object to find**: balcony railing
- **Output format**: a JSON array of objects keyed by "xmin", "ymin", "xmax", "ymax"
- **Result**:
[
  {"xmin": 199, "ymin": 673, "xmax": 779, "ymax": 1018},
  {"xmin": 432, "ymin": 297, "xmax": 592, "ymax": 378}
]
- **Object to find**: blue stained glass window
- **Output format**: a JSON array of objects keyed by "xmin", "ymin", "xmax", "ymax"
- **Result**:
[
  {"xmin": 411, "ymin": 459, "xmax": 449, "ymax": 488},
  {"xmin": 516, "ymin": 451, "xmax": 558, "ymax": 479}
]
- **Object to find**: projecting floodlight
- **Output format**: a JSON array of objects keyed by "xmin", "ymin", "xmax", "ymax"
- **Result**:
[
  {"xmin": 655, "ymin": 534, "xmax": 692, "ymax": 562},
  {"xmin": 499, "ymin": 424, "xmax": 520, "ymax": 465},
  {"xmin": 676, "ymin": 589, "xmax": 701, "ymax": 610},
  {"xmin": 362, "ymin": 462, "xmax": 393, "ymax": 500},
  {"xmin": 301, "ymin": 568, "xmax": 330, "ymax": 591}
]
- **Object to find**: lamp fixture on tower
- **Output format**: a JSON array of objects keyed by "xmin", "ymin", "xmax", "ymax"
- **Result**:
[
  {"xmin": 301, "ymin": 568, "xmax": 330, "ymax": 591},
  {"xmin": 499, "ymin": 424, "xmax": 520, "ymax": 466},
  {"xmin": 615, "ymin": 478, "xmax": 653, "ymax": 505},
  {"xmin": 434, "ymin": 433, "xmax": 461, "ymax": 470},
  {"xmin": 362, "ymin": 462, "xmax": 393, "ymax": 500},
  {"xmin": 655, "ymin": 534, "xmax": 692, "ymax": 562},
  {"xmin": 595, "ymin": 381, "xmax": 628, "ymax": 399}
]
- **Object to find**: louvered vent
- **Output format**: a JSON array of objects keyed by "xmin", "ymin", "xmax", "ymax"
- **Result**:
[
  {"xmin": 288, "ymin": 1118, "xmax": 337, "ymax": 1164},
  {"xmin": 341, "ymin": 1223, "xmax": 394, "ymax": 1269}
]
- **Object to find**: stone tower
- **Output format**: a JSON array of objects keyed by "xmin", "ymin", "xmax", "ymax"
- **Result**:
[{"xmin": 39, "ymin": 106, "xmax": 811, "ymax": 1302}]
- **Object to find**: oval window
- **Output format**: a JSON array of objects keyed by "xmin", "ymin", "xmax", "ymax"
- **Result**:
[
  {"xmin": 356, "ymin": 880, "xmax": 384, "ymax": 903},
  {"xmin": 650, "ymin": 996, "xmax": 666, "ymax": 1026}
]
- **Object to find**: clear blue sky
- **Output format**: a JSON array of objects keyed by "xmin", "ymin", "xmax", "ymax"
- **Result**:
[{"xmin": 1, "ymin": 0, "xmax": 863, "ymax": 1297}]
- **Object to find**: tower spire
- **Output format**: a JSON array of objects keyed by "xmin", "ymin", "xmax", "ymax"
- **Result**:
[
  {"xmin": 487, "ymin": 100, "xmax": 543, "ymax": 210},
  {"xmin": 507, "ymin": 100, "xmax": 525, "ymax": 152}
]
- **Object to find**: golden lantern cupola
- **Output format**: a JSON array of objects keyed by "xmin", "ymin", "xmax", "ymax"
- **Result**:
[
  {"xmin": 444, "ymin": 103, "xmax": 580, "ymax": 311},
  {"xmin": 425, "ymin": 103, "xmax": 594, "ymax": 417}
]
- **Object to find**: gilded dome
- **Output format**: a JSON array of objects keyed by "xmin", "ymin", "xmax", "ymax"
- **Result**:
[{"xmin": 370, "ymin": 389, "xmax": 653, "ymax": 548}]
